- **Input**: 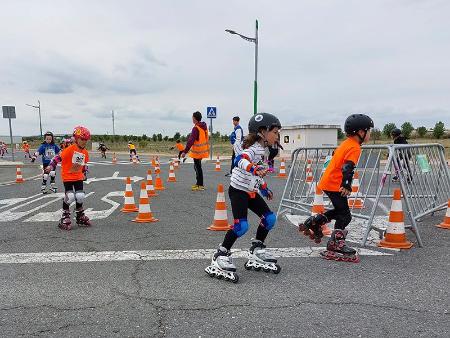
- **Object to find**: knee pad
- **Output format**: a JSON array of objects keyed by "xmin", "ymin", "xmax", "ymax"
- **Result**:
[
  {"xmin": 49, "ymin": 170, "xmax": 56, "ymax": 178},
  {"xmin": 42, "ymin": 173, "xmax": 49, "ymax": 181},
  {"xmin": 64, "ymin": 191, "xmax": 75, "ymax": 204},
  {"xmin": 232, "ymin": 218, "xmax": 249, "ymax": 237},
  {"xmin": 261, "ymin": 212, "xmax": 276, "ymax": 230},
  {"xmin": 75, "ymin": 190, "xmax": 85, "ymax": 204}
]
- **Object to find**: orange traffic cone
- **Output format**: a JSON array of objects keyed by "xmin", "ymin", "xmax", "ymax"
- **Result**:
[
  {"xmin": 15, "ymin": 165, "xmax": 24, "ymax": 183},
  {"xmin": 132, "ymin": 182, "xmax": 158, "ymax": 223},
  {"xmin": 151, "ymin": 156, "xmax": 156, "ymax": 167},
  {"xmin": 311, "ymin": 186, "xmax": 332, "ymax": 235},
  {"xmin": 112, "ymin": 153, "xmax": 117, "ymax": 164},
  {"xmin": 378, "ymin": 189, "xmax": 413, "ymax": 249},
  {"xmin": 154, "ymin": 172, "xmax": 165, "ymax": 191},
  {"xmin": 215, "ymin": 156, "xmax": 221, "ymax": 172},
  {"xmin": 208, "ymin": 184, "xmax": 232, "ymax": 231},
  {"xmin": 167, "ymin": 162, "xmax": 177, "ymax": 182},
  {"xmin": 277, "ymin": 158, "xmax": 287, "ymax": 178},
  {"xmin": 146, "ymin": 169, "xmax": 157, "ymax": 197},
  {"xmin": 305, "ymin": 160, "xmax": 313, "ymax": 182},
  {"xmin": 154, "ymin": 157, "xmax": 161, "ymax": 174},
  {"xmin": 348, "ymin": 171, "xmax": 363, "ymax": 209},
  {"xmin": 436, "ymin": 199, "xmax": 450, "ymax": 229},
  {"xmin": 121, "ymin": 177, "xmax": 139, "ymax": 213}
]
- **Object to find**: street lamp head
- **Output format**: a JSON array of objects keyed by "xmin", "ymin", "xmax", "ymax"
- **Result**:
[{"xmin": 225, "ymin": 29, "xmax": 237, "ymax": 34}]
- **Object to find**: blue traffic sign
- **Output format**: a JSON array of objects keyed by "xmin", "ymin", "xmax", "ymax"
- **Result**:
[{"xmin": 206, "ymin": 107, "xmax": 217, "ymax": 118}]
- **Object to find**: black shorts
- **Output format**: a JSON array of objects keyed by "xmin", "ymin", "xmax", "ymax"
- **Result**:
[
  {"xmin": 228, "ymin": 185, "xmax": 271, "ymax": 220},
  {"xmin": 63, "ymin": 180, "xmax": 84, "ymax": 192}
]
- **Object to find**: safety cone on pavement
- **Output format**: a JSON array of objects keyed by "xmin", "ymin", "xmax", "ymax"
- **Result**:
[
  {"xmin": 112, "ymin": 153, "xmax": 117, "ymax": 164},
  {"xmin": 132, "ymin": 182, "xmax": 159, "ymax": 223},
  {"xmin": 208, "ymin": 184, "xmax": 232, "ymax": 231},
  {"xmin": 121, "ymin": 177, "xmax": 139, "ymax": 213},
  {"xmin": 277, "ymin": 158, "xmax": 287, "ymax": 178},
  {"xmin": 154, "ymin": 172, "xmax": 165, "ymax": 190},
  {"xmin": 436, "ymin": 199, "xmax": 450, "ymax": 229},
  {"xmin": 146, "ymin": 169, "xmax": 157, "ymax": 197},
  {"xmin": 154, "ymin": 157, "xmax": 161, "ymax": 174},
  {"xmin": 305, "ymin": 160, "xmax": 314, "ymax": 182},
  {"xmin": 215, "ymin": 156, "xmax": 221, "ymax": 172},
  {"xmin": 167, "ymin": 162, "xmax": 177, "ymax": 182},
  {"xmin": 378, "ymin": 189, "xmax": 413, "ymax": 249},
  {"xmin": 151, "ymin": 156, "xmax": 156, "ymax": 167},
  {"xmin": 15, "ymin": 165, "xmax": 24, "ymax": 183},
  {"xmin": 311, "ymin": 186, "xmax": 332, "ymax": 236},
  {"xmin": 348, "ymin": 171, "xmax": 363, "ymax": 209}
]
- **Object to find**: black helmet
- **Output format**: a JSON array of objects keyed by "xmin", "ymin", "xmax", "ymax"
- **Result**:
[
  {"xmin": 391, "ymin": 128, "xmax": 401, "ymax": 138},
  {"xmin": 344, "ymin": 114, "xmax": 374, "ymax": 135},
  {"xmin": 248, "ymin": 113, "xmax": 282, "ymax": 134},
  {"xmin": 44, "ymin": 131, "xmax": 54, "ymax": 143}
]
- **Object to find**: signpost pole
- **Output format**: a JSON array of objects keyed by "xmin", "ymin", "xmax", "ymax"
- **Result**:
[
  {"xmin": 8, "ymin": 117, "xmax": 14, "ymax": 162},
  {"xmin": 209, "ymin": 117, "xmax": 213, "ymax": 160}
]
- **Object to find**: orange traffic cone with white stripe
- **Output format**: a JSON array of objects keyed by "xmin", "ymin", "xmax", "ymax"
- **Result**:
[
  {"xmin": 348, "ymin": 171, "xmax": 363, "ymax": 209},
  {"xmin": 132, "ymin": 182, "xmax": 158, "ymax": 223},
  {"xmin": 378, "ymin": 189, "xmax": 413, "ymax": 249},
  {"xmin": 277, "ymin": 158, "xmax": 287, "ymax": 178},
  {"xmin": 112, "ymin": 153, "xmax": 117, "ymax": 164},
  {"xmin": 305, "ymin": 160, "xmax": 313, "ymax": 182},
  {"xmin": 215, "ymin": 156, "xmax": 221, "ymax": 172},
  {"xmin": 436, "ymin": 199, "xmax": 450, "ymax": 229},
  {"xmin": 167, "ymin": 162, "xmax": 177, "ymax": 182},
  {"xmin": 154, "ymin": 172, "xmax": 165, "ymax": 190},
  {"xmin": 154, "ymin": 157, "xmax": 161, "ymax": 174},
  {"xmin": 146, "ymin": 169, "xmax": 157, "ymax": 197},
  {"xmin": 121, "ymin": 177, "xmax": 138, "ymax": 213},
  {"xmin": 15, "ymin": 165, "xmax": 24, "ymax": 183},
  {"xmin": 208, "ymin": 184, "xmax": 232, "ymax": 231},
  {"xmin": 311, "ymin": 186, "xmax": 332, "ymax": 236}
]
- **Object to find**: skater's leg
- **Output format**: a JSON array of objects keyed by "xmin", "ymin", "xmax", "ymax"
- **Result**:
[
  {"xmin": 49, "ymin": 170, "xmax": 57, "ymax": 192},
  {"xmin": 222, "ymin": 186, "xmax": 249, "ymax": 250},
  {"xmin": 193, "ymin": 159, "xmax": 204, "ymax": 187},
  {"xmin": 325, "ymin": 191, "xmax": 351, "ymax": 230},
  {"xmin": 73, "ymin": 181, "xmax": 91, "ymax": 226},
  {"xmin": 59, "ymin": 182, "xmax": 75, "ymax": 230},
  {"xmin": 248, "ymin": 193, "xmax": 273, "ymax": 243},
  {"xmin": 41, "ymin": 165, "xmax": 49, "ymax": 193}
]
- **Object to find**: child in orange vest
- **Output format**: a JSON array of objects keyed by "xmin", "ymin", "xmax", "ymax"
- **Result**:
[
  {"xmin": 22, "ymin": 141, "xmax": 32, "ymax": 159},
  {"xmin": 299, "ymin": 114, "xmax": 373, "ymax": 263},
  {"xmin": 170, "ymin": 140, "xmax": 186, "ymax": 162},
  {"xmin": 46, "ymin": 126, "xmax": 91, "ymax": 230}
]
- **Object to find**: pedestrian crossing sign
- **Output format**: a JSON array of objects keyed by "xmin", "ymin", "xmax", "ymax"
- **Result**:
[{"xmin": 206, "ymin": 107, "xmax": 217, "ymax": 118}]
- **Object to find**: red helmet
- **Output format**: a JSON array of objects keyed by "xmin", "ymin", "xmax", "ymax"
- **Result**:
[{"xmin": 73, "ymin": 126, "xmax": 91, "ymax": 140}]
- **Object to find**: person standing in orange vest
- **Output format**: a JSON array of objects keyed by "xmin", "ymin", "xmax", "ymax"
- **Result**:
[
  {"xmin": 181, "ymin": 111, "xmax": 209, "ymax": 191},
  {"xmin": 170, "ymin": 139, "xmax": 187, "ymax": 163}
]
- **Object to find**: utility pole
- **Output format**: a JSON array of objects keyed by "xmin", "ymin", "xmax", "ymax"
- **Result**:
[{"xmin": 112, "ymin": 110, "xmax": 115, "ymax": 141}]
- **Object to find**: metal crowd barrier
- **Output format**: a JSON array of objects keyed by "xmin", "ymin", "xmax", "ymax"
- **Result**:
[{"xmin": 278, "ymin": 144, "xmax": 450, "ymax": 247}]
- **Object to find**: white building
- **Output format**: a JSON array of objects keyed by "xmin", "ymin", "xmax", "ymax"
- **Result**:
[{"xmin": 279, "ymin": 124, "xmax": 340, "ymax": 156}]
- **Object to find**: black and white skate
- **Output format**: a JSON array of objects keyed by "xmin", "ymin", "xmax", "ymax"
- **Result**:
[
  {"xmin": 205, "ymin": 248, "xmax": 239, "ymax": 283},
  {"xmin": 244, "ymin": 240, "xmax": 281, "ymax": 274},
  {"xmin": 41, "ymin": 186, "xmax": 48, "ymax": 194}
]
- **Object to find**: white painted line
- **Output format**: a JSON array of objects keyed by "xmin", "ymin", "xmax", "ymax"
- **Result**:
[{"xmin": 0, "ymin": 247, "xmax": 392, "ymax": 264}]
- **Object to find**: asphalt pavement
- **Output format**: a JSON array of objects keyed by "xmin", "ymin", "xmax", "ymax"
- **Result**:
[{"xmin": 0, "ymin": 154, "xmax": 449, "ymax": 337}]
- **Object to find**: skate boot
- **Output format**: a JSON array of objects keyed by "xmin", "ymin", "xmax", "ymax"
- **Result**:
[
  {"xmin": 58, "ymin": 210, "xmax": 72, "ymax": 230},
  {"xmin": 298, "ymin": 214, "xmax": 327, "ymax": 243},
  {"xmin": 41, "ymin": 185, "xmax": 48, "ymax": 194},
  {"xmin": 205, "ymin": 246, "xmax": 239, "ymax": 283},
  {"xmin": 244, "ymin": 240, "xmax": 281, "ymax": 274},
  {"xmin": 50, "ymin": 182, "xmax": 57, "ymax": 193},
  {"xmin": 391, "ymin": 175, "xmax": 399, "ymax": 183},
  {"xmin": 320, "ymin": 229, "xmax": 360, "ymax": 263},
  {"xmin": 75, "ymin": 208, "xmax": 92, "ymax": 227}
]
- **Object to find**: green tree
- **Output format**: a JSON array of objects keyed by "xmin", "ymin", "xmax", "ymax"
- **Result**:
[
  {"xmin": 157, "ymin": 133, "xmax": 163, "ymax": 142},
  {"xmin": 181, "ymin": 135, "xmax": 187, "ymax": 142},
  {"xmin": 416, "ymin": 126, "xmax": 427, "ymax": 138},
  {"xmin": 139, "ymin": 140, "xmax": 148, "ymax": 148},
  {"xmin": 173, "ymin": 132, "xmax": 181, "ymax": 141},
  {"xmin": 152, "ymin": 134, "xmax": 157, "ymax": 142},
  {"xmin": 401, "ymin": 122, "xmax": 414, "ymax": 139},
  {"xmin": 371, "ymin": 128, "xmax": 382, "ymax": 142},
  {"xmin": 337, "ymin": 128, "xmax": 345, "ymax": 140},
  {"xmin": 142, "ymin": 134, "xmax": 148, "ymax": 141},
  {"xmin": 433, "ymin": 121, "xmax": 445, "ymax": 139},
  {"xmin": 383, "ymin": 123, "xmax": 397, "ymax": 138},
  {"xmin": 163, "ymin": 136, "xmax": 169, "ymax": 141}
]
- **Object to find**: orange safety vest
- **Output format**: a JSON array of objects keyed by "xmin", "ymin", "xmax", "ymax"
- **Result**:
[
  {"xmin": 175, "ymin": 143, "xmax": 185, "ymax": 151},
  {"xmin": 189, "ymin": 125, "xmax": 209, "ymax": 159}
]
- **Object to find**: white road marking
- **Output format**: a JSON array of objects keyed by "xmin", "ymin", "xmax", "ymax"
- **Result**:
[
  {"xmin": 0, "ymin": 246, "xmax": 392, "ymax": 264},
  {"xmin": 85, "ymin": 172, "xmax": 143, "ymax": 184},
  {"xmin": 0, "ymin": 194, "xmax": 64, "ymax": 222}
]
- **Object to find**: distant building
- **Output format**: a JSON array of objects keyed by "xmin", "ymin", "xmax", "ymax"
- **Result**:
[{"xmin": 279, "ymin": 124, "xmax": 340, "ymax": 156}]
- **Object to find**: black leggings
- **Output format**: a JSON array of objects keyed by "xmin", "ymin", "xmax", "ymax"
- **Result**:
[
  {"xmin": 178, "ymin": 151, "xmax": 183, "ymax": 159},
  {"xmin": 63, "ymin": 180, "xmax": 84, "ymax": 210},
  {"xmin": 193, "ymin": 159, "xmax": 203, "ymax": 186},
  {"xmin": 222, "ymin": 186, "xmax": 271, "ymax": 250},
  {"xmin": 323, "ymin": 191, "xmax": 351, "ymax": 230}
]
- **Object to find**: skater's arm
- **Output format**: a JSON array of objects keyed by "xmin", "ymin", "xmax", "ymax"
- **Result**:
[
  {"xmin": 235, "ymin": 151, "xmax": 266, "ymax": 177},
  {"xmin": 183, "ymin": 127, "xmax": 199, "ymax": 154},
  {"xmin": 259, "ymin": 182, "xmax": 273, "ymax": 200},
  {"xmin": 340, "ymin": 161, "xmax": 355, "ymax": 196},
  {"xmin": 45, "ymin": 154, "xmax": 62, "ymax": 173}
]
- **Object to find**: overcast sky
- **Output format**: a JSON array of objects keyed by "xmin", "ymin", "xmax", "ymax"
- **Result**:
[{"xmin": 1, "ymin": 0, "xmax": 449, "ymax": 137}]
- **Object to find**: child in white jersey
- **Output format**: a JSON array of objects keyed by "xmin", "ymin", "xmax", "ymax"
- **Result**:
[{"xmin": 205, "ymin": 113, "xmax": 282, "ymax": 283}]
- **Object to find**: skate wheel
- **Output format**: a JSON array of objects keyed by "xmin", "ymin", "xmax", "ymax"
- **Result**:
[
  {"xmin": 263, "ymin": 267, "xmax": 271, "ymax": 273},
  {"xmin": 244, "ymin": 263, "xmax": 252, "ymax": 270},
  {"xmin": 303, "ymin": 229, "xmax": 311, "ymax": 237},
  {"xmin": 216, "ymin": 274, "xmax": 223, "ymax": 280},
  {"xmin": 314, "ymin": 237, "xmax": 321, "ymax": 244},
  {"xmin": 298, "ymin": 224, "xmax": 305, "ymax": 232},
  {"xmin": 224, "ymin": 276, "xmax": 230, "ymax": 281},
  {"xmin": 273, "ymin": 264, "xmax": 281, "ymax": 274},
  {"xmin": 254, "ymin": 266, "xmax": 261, "ymax": 271},
  {"xmin": 232, "ymin": 274, "xmax": 239, "ymax": 283},
  {"xmin": 208, "ymin": 271, "xmax": 215, "ymax": 278}
]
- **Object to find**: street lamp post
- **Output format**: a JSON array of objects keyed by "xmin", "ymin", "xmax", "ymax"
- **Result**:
[
  {"xmin": 226, "ymin": 19, "xmax": 259, "ymax": 115},
  {"xmin": 26, "ymin": 100, "xmax": 42, "ymax": 137}
]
